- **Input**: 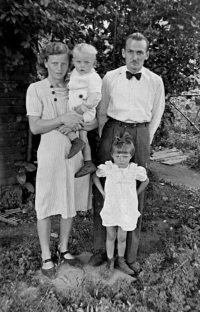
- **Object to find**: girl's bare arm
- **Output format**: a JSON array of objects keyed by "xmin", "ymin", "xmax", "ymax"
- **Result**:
[
  {"xmin": 137, "ymin": 178, "xmax": 149, "ymax": 196},
  {"xmin": 92, "ymin": 172, "xmax": 105, "ymax": 199}
]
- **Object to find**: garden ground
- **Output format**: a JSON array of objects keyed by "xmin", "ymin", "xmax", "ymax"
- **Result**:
[{"xmin": 1, "ymin": 159, "xmax": 200, "ymax": 311}]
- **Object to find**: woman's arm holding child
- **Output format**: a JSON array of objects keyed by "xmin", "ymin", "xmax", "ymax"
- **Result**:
[
  {"xmin": 92, "ymin": 172, "xmax": 105, "ymax": 199},
  {"xmin": 137, "ymin": 177, "xmax": 149, "ymax": 196}
]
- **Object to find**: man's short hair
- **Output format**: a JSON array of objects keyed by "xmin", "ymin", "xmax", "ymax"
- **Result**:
[
  {"xmin": 73, "ymin": 43, "xmax": 97, "ymax": 56},
  {"xmin": 125, "ymin": 32, "xmax": 149, "ymax": 51}
]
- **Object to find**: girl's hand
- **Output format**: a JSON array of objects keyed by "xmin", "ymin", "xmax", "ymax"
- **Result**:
[{"xmin": 101, "ymin": 191, "xmax": 106, "ymax": 199}]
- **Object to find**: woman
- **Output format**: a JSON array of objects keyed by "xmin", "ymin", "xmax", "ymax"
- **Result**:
[{"xmin": 26, "ymin": 42, "xmax": 96, "ymax": 279}]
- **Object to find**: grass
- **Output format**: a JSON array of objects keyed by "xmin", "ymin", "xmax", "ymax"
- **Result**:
[{"xmin": 1, "ymin": 170, "xmax": 200, "ymax": 311}]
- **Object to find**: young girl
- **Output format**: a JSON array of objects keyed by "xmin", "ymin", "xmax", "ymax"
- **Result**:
[{"xmin": 92, "ymin": 132, "xmax": 149, "ymax": 276}]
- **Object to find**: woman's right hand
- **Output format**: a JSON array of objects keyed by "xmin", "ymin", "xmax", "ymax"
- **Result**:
[{"xmin": 60, "ymin": 111, "xmax": 83, "ymax": 132}]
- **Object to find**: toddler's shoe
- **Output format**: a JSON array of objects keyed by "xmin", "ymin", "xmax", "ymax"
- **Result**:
[
  {"xmin": 115, "ymin": 257, "xmax": 136, "ymax": 276},
  {"xmin": 75, "ymin": 160, "xmax": 97, "ymax": 178},
  {"xmin": 68, "ymin": 138, "xmax": 86, "ymax": 159}
]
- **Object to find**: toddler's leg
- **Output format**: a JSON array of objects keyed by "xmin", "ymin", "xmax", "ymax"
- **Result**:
[
  {"xmin": 80, "ymin": 130, "xmax": 91, "ymax": 161},
  {"xmin": 67, "ymin": 132, "xmax": 77, "ymax": 141},
  {"xmin": 75, "ymin": 130, "xmax": 96, "ymax": 178},
  {"xmin": 67, "ymin": 130, "xmax": 86, "ymax": 159},
  {"xmin": 115, "ymin": 227, "xmax": 136, "ymax": 276}
]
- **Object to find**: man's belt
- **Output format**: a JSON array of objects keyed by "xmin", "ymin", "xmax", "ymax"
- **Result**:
[{"xmin": 108, "ymin": 117, "xmax": 148, "ymax": 128}]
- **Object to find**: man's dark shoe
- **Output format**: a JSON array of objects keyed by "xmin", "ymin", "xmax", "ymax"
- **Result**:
[
  {"xmin": 127, "ymin": 261, "xmax": 142, "ymax": 274},
  {"xmin": 67, "ymin": 138, "xmax": 86, "ymax": 159},
  {"xmin": 115, "ymin": 257, "xmax": 136, "ymax": 276},
  {"xmin": 75, "ymin": 160, "xmax": 97, "ymax": 178},
  {"xmin": 88, "ymin": 251, "xmax": 107, "ymax": 267}
]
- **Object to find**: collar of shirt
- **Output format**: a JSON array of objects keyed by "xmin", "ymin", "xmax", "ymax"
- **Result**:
[{"xmin": 121, "ymin": 66, "xmax": 144, "ymax": 76}]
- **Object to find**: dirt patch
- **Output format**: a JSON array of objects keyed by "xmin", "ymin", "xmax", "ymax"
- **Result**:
[{"xmin": 150, "ymin": 160, "xmax": 200, "ymax": 189}]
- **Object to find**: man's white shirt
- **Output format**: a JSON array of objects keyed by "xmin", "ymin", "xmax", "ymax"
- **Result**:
[{"xmin": 97, "ymin": 66, "xmax": 165, "ymax": 143}]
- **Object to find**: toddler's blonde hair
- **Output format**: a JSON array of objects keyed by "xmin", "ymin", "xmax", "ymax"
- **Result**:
[{"xmin": 73, "ymin": 43, "xmax": 97, "ymax": 56}]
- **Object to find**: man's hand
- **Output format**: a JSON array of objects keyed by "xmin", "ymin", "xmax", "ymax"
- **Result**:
[{"xmin": 60, "ymin": 111, "xmax": 83, "ymax": 132}]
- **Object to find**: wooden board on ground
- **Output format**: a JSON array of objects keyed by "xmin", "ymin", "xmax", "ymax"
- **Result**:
[
  {"xmin": 151, "ymin": 148, "xmax": 188, "ymax": 165},
  {"xmin": 161, "ymin": 155, "xmax": 188, "ymax": 165},
  {"xmin": 0, "ymin": 213, "xmax": 20, "ymax": 226},
  {"xmin": 151, "ymin": 151, "xmax": 181, "ymax": 160},
  {"xmin": 5, "ymin": 208, "xmax": 21, "ymax": 214}
]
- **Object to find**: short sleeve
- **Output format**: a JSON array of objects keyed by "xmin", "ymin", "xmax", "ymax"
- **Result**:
[
  {"xmin": 96, "ymin": 161, "xmax": 113, "ymax": 177},
  {"xmin": 26, "ymin": 83, "xmax": 43, "ymax": 116},
  {"xmin": 135, "ymin": 166, "xmax": 147, "ymax": 182}
]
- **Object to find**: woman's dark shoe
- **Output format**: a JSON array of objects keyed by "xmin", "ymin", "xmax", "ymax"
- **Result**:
[
  {"xmin": 41, "ymin": 259, "xmax": 56, "ymax": 279},
  {"xmin": 88, "ymin": 251, "xmax": 107, "ymax": 267},
  {"xmin": 58, "ymin": 251, "xmax": 82, "ymax": 267},
  {"xmin": 67, "ymin": 138, "xmax": 86, "ymax": 159}
]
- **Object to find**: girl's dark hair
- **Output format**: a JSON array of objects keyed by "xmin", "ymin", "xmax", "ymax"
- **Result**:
[
  {"xmin": 37, "ymin": 42, "xmax": 71, "ymax": 79},
  {"xmin": 111, "ymin": 132, "xmax": 135, "ymax": 156}
]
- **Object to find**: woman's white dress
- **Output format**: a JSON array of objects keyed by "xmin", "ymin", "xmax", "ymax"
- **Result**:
[
  {"xmin": 26, "ymin": 78, "xmax": 92, "ymax": 220},
  {"xmin": 96, "ymin": 161, "xmax": 147, "ymax": 231}
]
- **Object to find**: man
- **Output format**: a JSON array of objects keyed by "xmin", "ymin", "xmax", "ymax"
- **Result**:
[{"xmin": 89, "ymin": 32, "xmax": 165, "ymax": 274}]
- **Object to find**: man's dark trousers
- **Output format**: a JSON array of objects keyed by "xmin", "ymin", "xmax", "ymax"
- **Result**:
[{"xmin": 93, "ymin": 118, "xmax": 150, "ymax": 264}]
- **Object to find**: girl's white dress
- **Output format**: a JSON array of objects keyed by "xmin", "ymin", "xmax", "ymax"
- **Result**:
[
  {"xmin": 96, "ymin": 161, "xmax": 147, "ymax": 231},
  {"xmin": 26, "ymin": 78, "xmax": 92, "ymax": 220}
]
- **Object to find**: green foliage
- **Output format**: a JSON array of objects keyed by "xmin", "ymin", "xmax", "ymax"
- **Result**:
[
  {"xmin": 0, "ymin": 161, "xmax": 36, "ymax": 211},
  {"xmin": 15, "ymin": 161, "xmax": 36, "ymax": 192},
  {"xmin": 1, "ymin": 0, "xmax": 200, "ymax": 95},
  {"xmin": 1, "ymin": 181, "xmax": 200, "ymax": 311}
]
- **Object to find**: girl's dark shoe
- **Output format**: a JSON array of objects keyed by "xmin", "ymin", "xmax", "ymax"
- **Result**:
[
  {"xmin": 106, "ymin": 258, "xmax": 115, "ymax": 271},
  {"xmin": 58, "ymin": 250, "xmax": 82, "ymax": 267},
  {"xmin": 41, "ymin": 259, "xmax": 56, "ymax": 279},
  {"xmin": 102, "ymin": 257, "xmax": 115, "ymax": 279}
]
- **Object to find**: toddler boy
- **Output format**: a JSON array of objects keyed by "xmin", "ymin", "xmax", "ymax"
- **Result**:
[{"xmin": 67, "ymin": 43, "xmax": 102, "ymax": 178}]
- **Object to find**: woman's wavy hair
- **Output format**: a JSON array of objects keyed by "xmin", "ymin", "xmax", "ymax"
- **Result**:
[
  {"xmin": 36, "ymin": 42, "xmax": 72, "ymax": 79},
  {"xmin": 111, "ymin": 131, "xmax": 135, "ymax": 157}
]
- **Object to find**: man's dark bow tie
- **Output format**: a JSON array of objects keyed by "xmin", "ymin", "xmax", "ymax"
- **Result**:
[{"xmin": 126, "ymin": 71, "xmax": 142, "ymax": 81}]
